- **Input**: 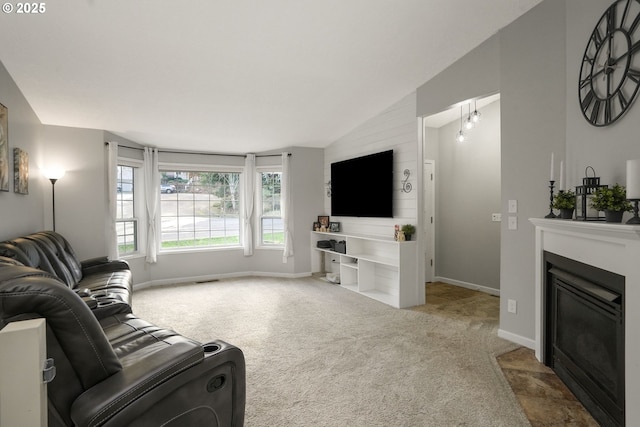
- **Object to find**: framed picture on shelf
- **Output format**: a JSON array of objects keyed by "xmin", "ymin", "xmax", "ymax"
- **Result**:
[
  {"xmin": 313, "ymin": 222, "xmax": 320, "ymax": 231},
  {"xmin": 317, "ymin": 215, "xmax": 330, "ymax": 229},
  {"xmin": 329, "ymin": 222, "xmax": 341, "ymax": 232}
]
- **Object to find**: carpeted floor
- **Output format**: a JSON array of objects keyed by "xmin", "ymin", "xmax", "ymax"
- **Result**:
[{"xmin": 133, "ymin": 276, "xmax": 530, "ymax": 426}]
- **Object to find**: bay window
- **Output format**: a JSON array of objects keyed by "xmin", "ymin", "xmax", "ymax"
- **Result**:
[{"xmin": 160, "ymin": 170, "xmax": 241, "ymax": 249}]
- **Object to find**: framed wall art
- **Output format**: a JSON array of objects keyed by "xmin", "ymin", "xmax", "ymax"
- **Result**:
[
  {"xmin": 13, "ymin": 147, "xmax": 28, "ymax": 194},
  {"xmin": 0, "ymin": 102, "xmax": 8, "ymax": 192}
]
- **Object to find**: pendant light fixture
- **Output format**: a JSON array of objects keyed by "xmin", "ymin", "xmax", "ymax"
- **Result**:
[
  {"xmin": 464, "ymin": 103, "xmax": 474, "ymax": 130},
  {"xmin": 456, "ymin": 105, "xmax": 466, "ymax": 143},
  {"xmin": 470, "ymin": 100, "xmax": 481, "ymax": 124}
]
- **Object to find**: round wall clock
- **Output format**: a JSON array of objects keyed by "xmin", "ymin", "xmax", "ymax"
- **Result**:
[{"xmin": 579, "ymin": 0, "xmax": 640, "ymax": 126}]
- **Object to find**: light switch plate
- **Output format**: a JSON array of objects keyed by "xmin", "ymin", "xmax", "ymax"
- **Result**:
[
  {"xmin": 508, "ymin": 216, "xmax": 518, "ymax": 230},
  {"xmin": 508, "ymin": 200, "xmax": 518, "ymax": 213}
]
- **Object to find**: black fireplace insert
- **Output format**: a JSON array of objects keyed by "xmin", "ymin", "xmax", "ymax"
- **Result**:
[{"xmin": 544, "ymin": 251, "xmax": 625, "ymax": 427}]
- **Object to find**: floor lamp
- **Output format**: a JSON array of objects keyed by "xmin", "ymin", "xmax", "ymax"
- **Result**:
[{"xmin": 44, "ymin": 168, "xmax": 65, "ymax": 232}]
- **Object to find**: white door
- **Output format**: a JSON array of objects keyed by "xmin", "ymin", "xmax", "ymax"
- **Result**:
[{"xmin": 423, "ymin": 160, "xmax": 435, "ymax": 282}]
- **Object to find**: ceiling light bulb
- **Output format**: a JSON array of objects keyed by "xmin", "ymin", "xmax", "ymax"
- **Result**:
[
  {"xmin": 464, "ymin": 116, "xmax": 474, "ymax": 130},
  {"xmin": 456, "ymin": 130, "xmax": 466, "ymax": 143},
  {"xmin": 471, "ymin": 100, "xmax": 481, "ymax": 123}
]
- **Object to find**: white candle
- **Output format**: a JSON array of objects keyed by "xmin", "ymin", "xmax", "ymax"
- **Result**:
[
  {"xmin": 627, "ymin": 160, "xmax": 640, "ymax": 199},
  {"xmin": 550, "ymin": 153, "xmax": 555, "ymax": 181},
  {"xmin": 559, "ymin": 161, "xmax": 564, "ymax": 191}
]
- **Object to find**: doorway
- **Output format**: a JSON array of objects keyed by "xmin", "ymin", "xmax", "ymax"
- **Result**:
[
  {"xmin": 421, "ymin": 94, "xmax": 501, "ymax": 294},
  {"xmin": 423, "ymin": 160, "xmax": 434, "ymax": 283}
]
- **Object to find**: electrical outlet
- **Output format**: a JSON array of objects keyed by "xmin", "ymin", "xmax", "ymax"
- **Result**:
[
  {"xmin": 507, "ymin": 299, "xmax": 517, "ymax": 314},
  {"xmin": 491, "ymin": 213, "xmax": 502, "ymax": 222},
  {"xmin": 508, "ymin": 200, "xmax": 518, "ymax": 213},
  {"xmin": 508, "ymin": 216, "xmax": 518, "ymax": 230}
]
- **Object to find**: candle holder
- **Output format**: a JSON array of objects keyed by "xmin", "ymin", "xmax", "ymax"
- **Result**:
[
  {"xmin": 545, "ymin": 180, "xmax": 557, "ymax": 218},
  {"xmin": 627, "ymin": 199, "xmax": 640, "ymax": 224}
]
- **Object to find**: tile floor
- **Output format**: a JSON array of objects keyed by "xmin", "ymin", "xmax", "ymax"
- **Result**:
[{"xmin": 422, "ymin": 282, "xmax": 598, "ymax": 427}]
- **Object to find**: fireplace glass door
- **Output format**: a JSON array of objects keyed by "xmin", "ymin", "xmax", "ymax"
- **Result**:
[{"xmin": 545, "ymin": 252, "xmax": 625, "ymax": 427}]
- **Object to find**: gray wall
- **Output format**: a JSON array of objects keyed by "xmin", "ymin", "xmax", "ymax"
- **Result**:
[
  {"xmin": 41, "ymin": 125, "xmax": 108, "ymax": 258},
  {"xmin": 432, "ymin": 100, "xmax": 501, "ymax": 291},
  {"xmin": 498, "ymin": 0, "xmax": 566, "ymax": 343},
  {"xmin": 417, "ymin": 0, "xmax": 565, "ymax": 345},
  {"xmin": 566, "ymin": 1, "xmax": 640, "ymax": 191},
  {"xmin": 0, "ymin": 61, "xmax": 45, "ymax": 239},
  {"xmin": 417, "ymin": 0, "xmax": 640, "ymax": 346}
]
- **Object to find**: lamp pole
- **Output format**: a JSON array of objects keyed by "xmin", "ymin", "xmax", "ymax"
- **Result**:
[
  {"xmin": 49, "ymin": 178, "xmax": 58, "ymax": 231},
  {"xmin": 44, "ymin": 168, "xmax": 65, "ymax": 232}
]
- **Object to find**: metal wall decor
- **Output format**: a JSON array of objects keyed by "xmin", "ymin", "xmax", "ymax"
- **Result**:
[
  {"xmin": 401, "ymin": 169, "xmax": 412, "ymax": 193},
  {"xmin": 575, "ymin": 166, "xmax": 607, "ymax": 221},
  {"xmin": 579, "ymin": 0, "xmax": 640, "ymax": 126}
]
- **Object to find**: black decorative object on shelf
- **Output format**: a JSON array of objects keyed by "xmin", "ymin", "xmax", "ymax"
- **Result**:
[
  {"xmin": 627, "ymin": 200, "xmax": 640, "ymax": 224},
  {"xmin": 575, "ymin": 166, "xmax": 606, "ymax": 221},
  {"xmin": 545, "ymin": 181, "xmax": 557, "ymax": 218}
]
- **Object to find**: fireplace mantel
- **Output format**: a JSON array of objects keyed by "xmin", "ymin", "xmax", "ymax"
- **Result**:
[{"xmin": 530, "ymin": 218, "xmax": 640, "ymax": 425}]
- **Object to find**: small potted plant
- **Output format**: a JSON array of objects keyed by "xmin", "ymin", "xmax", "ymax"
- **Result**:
[
  {"xmin": 552, "ymin": 189, "xmax": 576, "ymax": 219},
  {"xmin": 590, "ymin": 184, "xmax": 633, "ymax": 223},
  {"xmin": 401, "ymin": 224, "xmax": 416, "ymax": 241}
]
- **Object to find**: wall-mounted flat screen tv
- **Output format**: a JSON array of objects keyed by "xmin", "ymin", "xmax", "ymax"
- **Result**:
[{"xmin": 331, "ymin": 150, "xmax": 393, "ymax": 218}]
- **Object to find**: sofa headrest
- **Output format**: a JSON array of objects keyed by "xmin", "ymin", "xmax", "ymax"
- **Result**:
[
  {"xmin": 0, "ymin": 263, "xmax": 122, "ymax": 389},
  {"xmin": 0, "ymin": 255, "xmax": 24, "ymax": 266},
  {"xmin": 0, "ymin": 239, "xmax": 58, "ymax": 274},
  {"xmin": 22, "ymin": 233, "xmax": 80, "ymax": 286}
]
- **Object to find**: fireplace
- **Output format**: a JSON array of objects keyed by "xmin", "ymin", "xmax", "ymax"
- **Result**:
[
  {"xmin": 544, "ymin": 251, "xmax": 625, "ymax": 427},
  {"xmin": 530, "ymin": 218, "xmax": 640, "ymax": 425}
]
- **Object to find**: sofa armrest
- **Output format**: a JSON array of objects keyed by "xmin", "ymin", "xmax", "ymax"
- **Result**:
[
  {"xmin": 70, "ymin": 340, "xmax": 202, "ymax": 426},
  {"xmin": 70, "ymin": 340, "xmax": 245, "ymax": 427},
  {"xmin": 81, "ymin": 258, "xmax": 129, "ymax": 276}
]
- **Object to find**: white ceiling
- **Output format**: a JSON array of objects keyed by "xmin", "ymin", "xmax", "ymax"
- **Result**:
[{"xmin": 0, "ymin": 0, "xmax": 542, "ymax": 154}]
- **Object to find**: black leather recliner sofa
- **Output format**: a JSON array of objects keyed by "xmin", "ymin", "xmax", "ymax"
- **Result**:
[
  {"xmin": 0, "ymin": 231, "xmax": 133, "ymax": 305},
  {"xmin": 0, "ymin": 234, "xmax": 246, "ymax": 426}
]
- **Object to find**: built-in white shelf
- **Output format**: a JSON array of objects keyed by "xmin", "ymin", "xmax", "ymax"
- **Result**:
[{"xmin": 310, "ymin": 231, "xmax": 420, "ymax": 308}]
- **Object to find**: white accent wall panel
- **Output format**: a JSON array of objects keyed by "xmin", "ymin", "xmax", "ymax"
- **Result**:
[{"xmin": 324, "ymin": 92, "xmax": 419, "ymax": 239}]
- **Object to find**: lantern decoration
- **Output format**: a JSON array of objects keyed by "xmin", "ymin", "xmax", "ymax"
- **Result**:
[{"xmin": 575, "ymin": 166, "xmax": 606, "ymax": 221}]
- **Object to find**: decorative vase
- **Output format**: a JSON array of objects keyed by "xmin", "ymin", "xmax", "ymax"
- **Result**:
[
  {"xmin": 605, "ymin": 210, "xmax": 624, "ymax": 223},
  {"xmin": 560, "ymin": 208, "xmax": 574, "ymax": 219},
  {"xmin": 405, "ymin": 234, "xmax": 412, "ymax": 241}
]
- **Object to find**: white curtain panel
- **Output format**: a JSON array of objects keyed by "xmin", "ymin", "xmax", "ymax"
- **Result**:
[
  {"xmin": 282, "ymin": 152, "xmax": 294, "ymax": 263},
  {"xmin": 144, "ymin": 147, "xmax": 160, "ymax": 263},
  {"xmin": 243, "ymin": 154, "xmax": 256, "ymax": 256},
  {"xmin": 106, "ymin": 142, "xmax": 119, "ymax": 260}
]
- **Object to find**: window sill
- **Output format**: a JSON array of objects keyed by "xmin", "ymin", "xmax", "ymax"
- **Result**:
[
  {"xmin": 256, "ymin": 245, "xmax": 284, "ymax": 251},
  {"xmin": 159, "ymin": 245, "xmax": 244, "ymax": 256},
  {"xmin": 119, "ymin": 252, "xmax": 145, "ymax": 261}
]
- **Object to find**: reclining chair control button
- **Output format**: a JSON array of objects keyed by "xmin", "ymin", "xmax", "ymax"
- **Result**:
[
  {"xmin": 43, "ymin": 358, "xmax": 56, "ymax": 383},
  {"xmin": 206, "ymin": 375, "xmax": 225, "ymax": 392}
]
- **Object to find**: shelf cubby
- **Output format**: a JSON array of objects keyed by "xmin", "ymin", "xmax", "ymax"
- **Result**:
[{"xmin": 310, "ymin": 231, "xmax": 419, "ymax": 308}]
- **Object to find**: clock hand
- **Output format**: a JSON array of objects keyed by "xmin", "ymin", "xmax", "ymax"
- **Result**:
[{"xmin": 610, "ymin": 41, "xmax": 640, "ymax": 66}]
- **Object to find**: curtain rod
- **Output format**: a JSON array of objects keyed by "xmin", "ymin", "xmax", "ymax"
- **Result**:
[{"xmin": 105, "ymin": 142, "xmax": 291, "ymax": 157}]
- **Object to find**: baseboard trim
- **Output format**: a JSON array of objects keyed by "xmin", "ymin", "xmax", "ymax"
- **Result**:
[
  {"xmin": 134, "ymin": 271, "xmax": 312, "ymax": 290},
  {"xmin": 433, "ymin": 276, "xmax": 500, "ymax": 297},
  {"xmin": 497, "ymin": 329, "xmax": 536, "ymax": 349}
]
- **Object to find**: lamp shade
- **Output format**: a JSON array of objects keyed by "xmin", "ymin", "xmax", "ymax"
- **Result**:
[
  {"xmin": 43, "ymin": 168, "xmax": 65, "ymax": 181},
  {"xmin": 627, "ymin": 160, "xmax": 640, "ymax": 199}
]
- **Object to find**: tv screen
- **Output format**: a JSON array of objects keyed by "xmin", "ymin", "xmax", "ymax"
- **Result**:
[{"xmin": 331, "ymin": 150, "xmax": 393, "ymax": 218}]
